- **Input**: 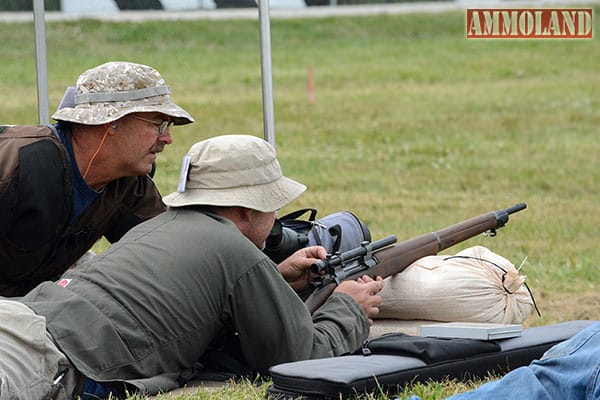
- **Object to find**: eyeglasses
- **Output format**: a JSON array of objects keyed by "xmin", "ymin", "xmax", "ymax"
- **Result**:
[{"xmin": 130, "ymin": 114, "xmax": 174, "ymax": 136}]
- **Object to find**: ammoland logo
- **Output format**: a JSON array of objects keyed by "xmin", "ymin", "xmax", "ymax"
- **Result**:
[{"xmin": 466, "ymin": 8, "xmax": 593, "ymax": 39}]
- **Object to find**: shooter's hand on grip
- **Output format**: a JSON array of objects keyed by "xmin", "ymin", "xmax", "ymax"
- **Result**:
[{"xmin": 334, "ymin": 276, "xmax": 384, "ymax": 323}]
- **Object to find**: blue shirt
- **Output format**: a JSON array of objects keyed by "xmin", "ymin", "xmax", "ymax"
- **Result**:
[{"xmin": 55, "ymin": 123, "xmax": 100, "ymax": 222}]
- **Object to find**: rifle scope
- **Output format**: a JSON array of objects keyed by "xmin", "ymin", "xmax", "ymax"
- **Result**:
[{"xmin": 311, "ymin": 235, "xmax": 397, "ymax": 274}]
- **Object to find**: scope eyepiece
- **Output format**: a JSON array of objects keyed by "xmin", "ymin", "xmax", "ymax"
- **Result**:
[{"xmin": 263, "ymin": 221, "xmax": 309, "ymax": 263}]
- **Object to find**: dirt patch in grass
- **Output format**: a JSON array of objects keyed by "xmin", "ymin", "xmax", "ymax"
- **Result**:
[{"xmin": 525, "ymin": 289, "xmax": 599, "ymax": 327}]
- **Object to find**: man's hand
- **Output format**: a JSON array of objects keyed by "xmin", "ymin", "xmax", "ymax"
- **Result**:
[
  {"xmin": 334, "ymin": 276, "xmax": 384, "ymax": 323},
  {"xmin": 278, "ymin": 246, "xmax": 327, "ymax": 292}
]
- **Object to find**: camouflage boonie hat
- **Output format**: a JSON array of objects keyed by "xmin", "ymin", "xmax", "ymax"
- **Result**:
[{"xmin": 52, "ymin": 61, "xmax": 194, "ymax": 126}]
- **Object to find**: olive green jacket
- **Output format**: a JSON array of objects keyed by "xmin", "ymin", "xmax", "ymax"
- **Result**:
[{"xmin": 22, "ymin": 208, "xmax": 369, "ymax": 395}]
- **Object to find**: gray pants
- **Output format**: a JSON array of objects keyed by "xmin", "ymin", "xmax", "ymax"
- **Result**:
[{"xmin": 0, "ymin": 300, "xmax": 81, "ymax": 400}]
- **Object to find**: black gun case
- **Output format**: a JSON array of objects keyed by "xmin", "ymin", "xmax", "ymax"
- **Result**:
[{"xmin": 266, "ymin": 320, "xmax": 596, "ymax": 400}]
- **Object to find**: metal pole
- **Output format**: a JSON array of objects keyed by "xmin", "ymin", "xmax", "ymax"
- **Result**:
[
  {"xmin": 258, "ymin": 0, "xmax": 275, "ymax": 146},
  {"xmin": 33, "ymin": 0, "xmax": 49, "ymax": 125}
]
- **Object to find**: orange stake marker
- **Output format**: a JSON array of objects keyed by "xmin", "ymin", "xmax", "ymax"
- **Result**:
[{"xmin": 307, "ymin": 65, "xmax": 315, "ymax": 105}]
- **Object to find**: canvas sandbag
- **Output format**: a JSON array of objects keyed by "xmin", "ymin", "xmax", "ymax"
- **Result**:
[{"xmin": 377, "ymin": 246, "xmax": 535, "ymax": 324}]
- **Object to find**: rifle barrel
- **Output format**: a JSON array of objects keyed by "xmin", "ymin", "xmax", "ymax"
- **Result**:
[
  {"xmin": 364, "ymin": 202, "xmax": 527, "ymax": 280},
  {"xmin": 503, "ymin": 203, "xmax": 527, "ymax": 215},
  {"xmin": 494, "ymin": 202, "xmax": 527, "ymax": 227}
]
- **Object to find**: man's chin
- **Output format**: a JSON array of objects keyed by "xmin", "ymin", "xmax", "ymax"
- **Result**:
[{"xmin": 140, "ymin": 163, "xmax": 154, "ymax": 177}]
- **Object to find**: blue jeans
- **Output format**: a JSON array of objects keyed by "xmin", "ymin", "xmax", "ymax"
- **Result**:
[{"xmin": 408, "ymin": 322, "xmax": 600, "ymax": 400}]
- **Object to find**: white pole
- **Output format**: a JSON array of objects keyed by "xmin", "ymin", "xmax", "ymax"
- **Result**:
[
  {"xmin": 258, "ymin": 0, "xmax": 275, "ymax": 146},
  {"xmin": 33, "ymin": 0, "xmax": 49, "ymax": 125}
]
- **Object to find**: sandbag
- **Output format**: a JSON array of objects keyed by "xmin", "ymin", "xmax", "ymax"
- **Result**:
[{"xmin": 377, "ymin": 246, "xmax": 534, "ymax": 324}]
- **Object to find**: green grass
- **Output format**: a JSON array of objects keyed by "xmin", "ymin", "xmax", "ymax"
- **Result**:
[{"xmin": 1, "ymin": 6, "xmax": 599, "ymax": 399}]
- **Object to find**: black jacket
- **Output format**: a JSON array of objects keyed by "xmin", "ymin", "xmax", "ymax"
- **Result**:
[{"xmin": 0, "ymin": 125, "xmax": 165, "ymax": 296}]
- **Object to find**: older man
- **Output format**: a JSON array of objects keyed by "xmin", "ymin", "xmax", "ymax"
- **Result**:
[
  {"xmin": 1, "ymin": 134, "xmax": 384, "ymax": 399},
  {"xmin": 0, "ymin": 61, "xmax": 194, "ymax": 296}
]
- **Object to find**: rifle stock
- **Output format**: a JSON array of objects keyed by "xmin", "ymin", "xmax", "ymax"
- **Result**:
[{"xmin": 305, "ymin": 203, "xmax": 526, "ymax": 314}]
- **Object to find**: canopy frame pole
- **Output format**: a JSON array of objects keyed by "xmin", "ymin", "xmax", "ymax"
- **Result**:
[
  {"xmin": 258, "ymin": 0, "xmax": 275, "ymax": 146},
  {"xmin": 33, "ymin": 0, "xmax": 49, "ymax": 125}
]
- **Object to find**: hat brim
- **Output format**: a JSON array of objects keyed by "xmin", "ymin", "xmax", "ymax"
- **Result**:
[
  {"xmin": 163, "ymin": 176, "xmax": 306, "ymax": 213},
  {"xmin": 52, "ymin": 97, "xmax": 194, "ymax": 125}
]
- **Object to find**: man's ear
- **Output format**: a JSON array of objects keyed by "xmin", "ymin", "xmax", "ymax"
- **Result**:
[
  {"xmin": 214, "ymin": 206, "xmax": 254, "ymax": 235},
  {"xmin": 237, "ymin": 207, "xmax": 254, "ymax": 223},
  {"xmin": 229, "ymin": 207, "xmax": 254, "ymax": 240}
]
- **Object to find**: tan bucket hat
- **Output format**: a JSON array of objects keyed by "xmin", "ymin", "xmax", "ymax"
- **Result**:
[
  {"xmin": 163, "ymin": 135, "xmax": 306, "ymax": 212},
  {"xmin": 52, "ymin": 61, "xmax": 194, "ymax": 125}
]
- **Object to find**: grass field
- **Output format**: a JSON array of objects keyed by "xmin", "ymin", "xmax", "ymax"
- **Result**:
[{"xmin": 1, "ymin": 5, "xmax": 599, "ymax": 399}]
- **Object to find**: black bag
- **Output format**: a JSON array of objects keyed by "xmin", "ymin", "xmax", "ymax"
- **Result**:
[
  {"xmin": 355, "ymin": 333, "xmax": 501, "ymax": 363},
  {"xmin": 263, "ymin": 208, "xmax": 371, "ymax": 263}
]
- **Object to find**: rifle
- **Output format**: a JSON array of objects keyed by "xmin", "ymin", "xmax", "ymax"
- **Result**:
[{"xmin": 305, "ymin": 203, "xmax": 527, "ymax": 314}]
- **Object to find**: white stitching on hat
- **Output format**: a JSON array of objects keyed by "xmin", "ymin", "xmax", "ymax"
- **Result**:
[{"xmin": 74, "ymin": 85, "xmax": 171, "ymax": 105}]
